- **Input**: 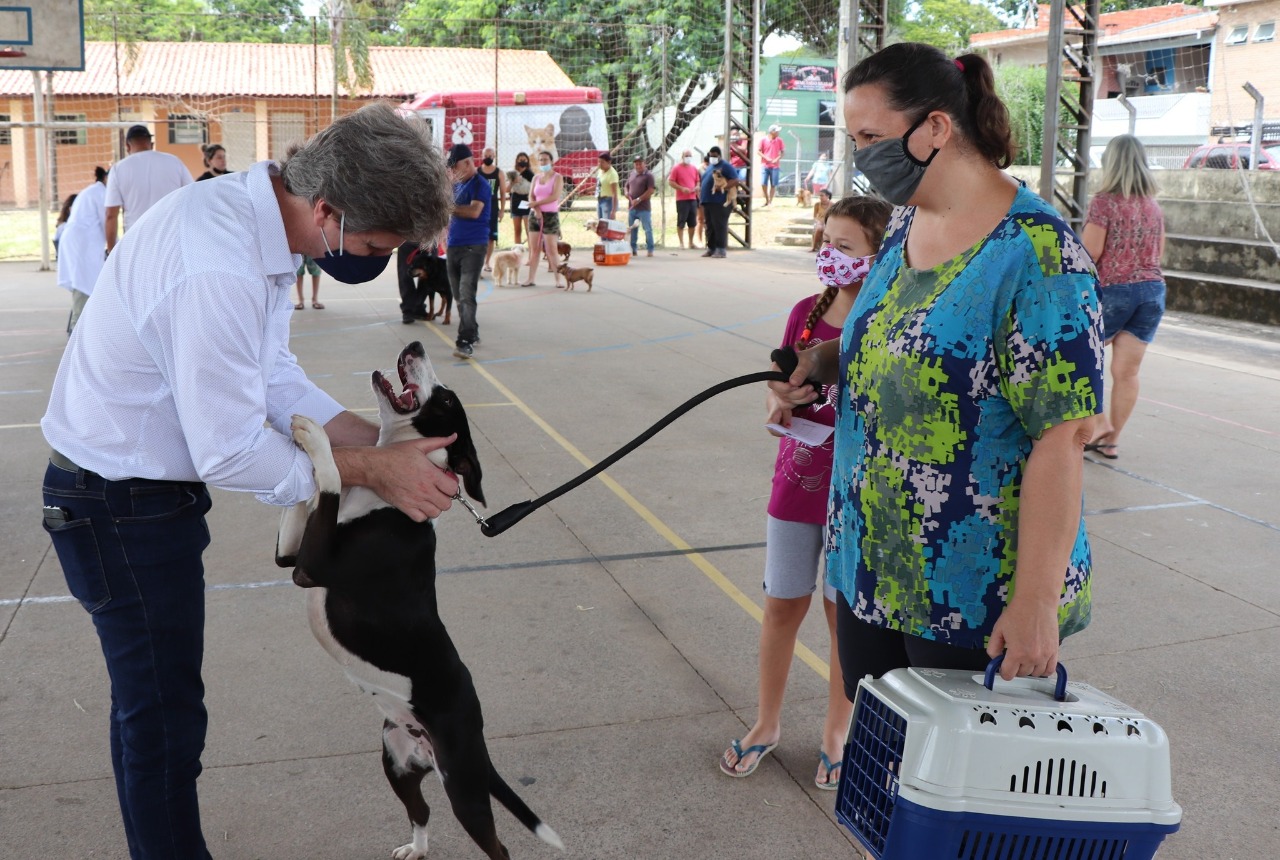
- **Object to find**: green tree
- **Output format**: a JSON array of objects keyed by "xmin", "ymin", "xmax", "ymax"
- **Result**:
[
  {"xmin": 995, "ymin": 63, "xmax": 1046, "ymax": 165},
  {"xmin": 898, "ymin": 0, "xmax": 1004, "ymax": 54},
  {"xmin": 85, "ymin": 0, "xmax": 312, "ymax": 42}
]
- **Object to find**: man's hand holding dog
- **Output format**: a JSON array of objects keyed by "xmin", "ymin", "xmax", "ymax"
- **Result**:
[{"xmin": 332, "ymin": 438, "xmax": 459, "ymax": 522}]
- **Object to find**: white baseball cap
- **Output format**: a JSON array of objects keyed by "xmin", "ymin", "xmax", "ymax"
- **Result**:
[{"xmin": 768, "ymin": 124, "xmax": 781, "ymax": 132}]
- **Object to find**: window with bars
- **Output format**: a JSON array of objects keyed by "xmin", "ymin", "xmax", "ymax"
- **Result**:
[
  {"xmin": 54, "ymin": 114, "xmax": 87, "ymax": 145},
  {"xmin": 168, "ymin": 114, "xmax": 207, "ymax": 145},
  {"xmin": 0, "ymin": 114, "xmax": 10, "ymax": 146}
]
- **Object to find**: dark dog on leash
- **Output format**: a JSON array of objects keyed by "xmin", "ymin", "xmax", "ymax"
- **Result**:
[
  {"xmin": 276, "ymin": 341, "xmax": 563, "ymax": 860},
  {"xmin": 397, "ymin": 242, "xmax": 452, "ymax": 325}
]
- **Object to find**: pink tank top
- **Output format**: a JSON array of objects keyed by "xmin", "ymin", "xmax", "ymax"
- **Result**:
[{"xmin": 531, "ymin": 172, "xmax": 561, "ymax": 213}]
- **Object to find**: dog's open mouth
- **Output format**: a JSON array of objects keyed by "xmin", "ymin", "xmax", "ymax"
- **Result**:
[{"xmin": 373, "ymin": 350, "xmax": 421, "ymax": 415}]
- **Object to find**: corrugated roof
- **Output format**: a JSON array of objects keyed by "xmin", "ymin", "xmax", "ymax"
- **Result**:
[
  {"xmin": 0, "ymin": 41, "xmax": 575, "ymax": 98},
  {"xmin": 971, "ymin": 3, "xmax": 1209, "ymax": 46}
]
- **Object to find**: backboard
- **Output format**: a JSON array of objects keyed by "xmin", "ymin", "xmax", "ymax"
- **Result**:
[{"xmin": 0, "ymin": 0, "xmax": 84, "ymax": 71}]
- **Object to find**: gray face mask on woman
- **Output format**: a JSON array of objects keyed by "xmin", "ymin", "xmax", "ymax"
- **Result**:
[{"xmin": 852, "ymin": 114, "xmax": 939, "ymax": 206}]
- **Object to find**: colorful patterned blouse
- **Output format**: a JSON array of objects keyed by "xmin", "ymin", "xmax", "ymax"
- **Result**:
[
  {"xmin": 827, "ymin": 185, "xmax": 1104, "ymax": 649},
  {"xmin": 1085, "ymin": 192, "xmax": 1165, "ymax": 287}
]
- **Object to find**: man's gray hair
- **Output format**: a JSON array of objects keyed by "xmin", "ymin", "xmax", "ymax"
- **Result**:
[{"xmin": 279, "ymin": 102, "xmax": 451, "ymax": 243}]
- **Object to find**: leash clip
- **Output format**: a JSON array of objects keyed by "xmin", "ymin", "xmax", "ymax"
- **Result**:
[{"xmin": 452, "ymin": 491, "xmax": 490, "ymax": 530}]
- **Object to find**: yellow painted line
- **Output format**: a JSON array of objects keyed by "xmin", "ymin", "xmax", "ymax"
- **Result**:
[
  {"xmin": 0, "ymin": 423, "xmax": 41, "ymax": 430},
  {"xmin": 425, "ymin": 324, "xmax": 830, "ymax": 681}
]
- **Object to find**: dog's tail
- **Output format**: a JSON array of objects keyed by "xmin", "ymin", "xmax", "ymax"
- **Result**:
[{"xmin": 489, "ymin": 767, "xmax": 565, "ymax": 851}]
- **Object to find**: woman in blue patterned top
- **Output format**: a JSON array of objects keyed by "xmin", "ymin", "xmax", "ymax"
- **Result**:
[{"xmin": 770, "ymin": 43, "xmax": 1104, "ymax": 696}]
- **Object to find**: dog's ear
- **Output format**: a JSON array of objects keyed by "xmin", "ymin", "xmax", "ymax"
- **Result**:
[{"xmin": 447, "ymin": 436, "xmax": 486, "ymax": 508}]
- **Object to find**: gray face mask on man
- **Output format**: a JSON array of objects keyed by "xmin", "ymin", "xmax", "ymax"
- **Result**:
[{"xmin": 852, "ymin": 113, "xmax": 939, "ymax": 206}]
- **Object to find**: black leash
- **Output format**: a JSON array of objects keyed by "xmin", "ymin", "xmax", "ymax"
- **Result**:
[{"xmin": 471, "ymin": 347, "xmax": 821, "ymax": 537}]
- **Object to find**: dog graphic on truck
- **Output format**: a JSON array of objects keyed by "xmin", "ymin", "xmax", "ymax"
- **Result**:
[{"xmin": 400, "ymin": 88, "xmax": 609, "ymax": 207}]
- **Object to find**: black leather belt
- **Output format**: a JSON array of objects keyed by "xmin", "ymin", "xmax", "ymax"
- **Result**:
[{"xmin": 50, "ymin": 449, "xmax": 86, "ymax": 473}]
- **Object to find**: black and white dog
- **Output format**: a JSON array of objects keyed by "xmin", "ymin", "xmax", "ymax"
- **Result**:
[{"xmin": 276, "ymin": 341, "xmax": 562, "ymax": 860}]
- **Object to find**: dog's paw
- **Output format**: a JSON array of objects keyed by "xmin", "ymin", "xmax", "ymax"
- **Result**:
[
  {"xmin": 291, "ymin": 414, "xmax": 340, "ymax": 495},
  {"xmin": 391, "ymin": 830, "xmax": 429, "ymax": 860}
]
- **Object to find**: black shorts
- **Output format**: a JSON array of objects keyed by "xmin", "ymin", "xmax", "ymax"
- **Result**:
[
  {"xmin": 510, "ymin": 193, "xmax": 528, "ymax": 217},
  {"xmin": 835, "ymin": 592, "xmax": 991, "ymax": 702},
  {"xmin": 676, "ymin": 199, "xmax": 697, "ymax": 229}
]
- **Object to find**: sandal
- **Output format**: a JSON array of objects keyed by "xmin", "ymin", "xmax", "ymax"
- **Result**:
[
  {"xmin": 719, "ymin": 738, "xmax": 778, "ymax": 778},
  {"xmin": 518, "ymin": 282, "xmax": 536, "ymax": 288},
  {"xmin": 294, "ymin": 302, "xmax": 304, "ymax": 310},
  {"xmin": 815, "ymin": 750, "xmax": 842, "ymax": 790},
  {"xmin": 312, "ymin": 301, "xmax": 325, "ymax": 310},
  {"xmin": 1084, "ymin": 442, "xmax": 1118, "ymax": 460}
]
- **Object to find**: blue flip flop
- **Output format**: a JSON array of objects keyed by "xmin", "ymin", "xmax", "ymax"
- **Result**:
[
  {"xmin": 719, "ymin": 738, "xmax": 778, "ymax": 778},
  {"xmin": 815, "ymin": 750, "xmax": 842, "ymax": 790}
]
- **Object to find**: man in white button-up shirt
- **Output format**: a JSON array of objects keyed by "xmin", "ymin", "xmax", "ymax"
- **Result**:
[{"xmin": 41, "ymin": 103, "xmax": 455, "ymax": 860}]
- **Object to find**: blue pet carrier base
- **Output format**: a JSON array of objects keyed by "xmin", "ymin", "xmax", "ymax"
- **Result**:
[{"xmin": 835, "ymin": 659, "xmax": 1181, "ymax": 860}]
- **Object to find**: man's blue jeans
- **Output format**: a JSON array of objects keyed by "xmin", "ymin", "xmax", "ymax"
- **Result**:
[
  {"xmin": 628, "ymin": 209, "xmax": 653, "ymax": 254},
  {"xmin": 597, "ymin": 197, "xmax": 615, "ymax": 221},
  {"xmin": 446, "ymin": 243, "xmax": 486, "ymax": 346},
  {"xmin": 42, "ymin": 460, "xmax": 214, "ymax": 860}
]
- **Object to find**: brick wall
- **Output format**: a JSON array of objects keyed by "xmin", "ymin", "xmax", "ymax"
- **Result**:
[
  {"xmin": 1210, "ymin": 0, "xmax": 1280, "ymax": 130},
  {"xmin": 1, "ymin": 94, "xmax": 371, "ymax": 207}
]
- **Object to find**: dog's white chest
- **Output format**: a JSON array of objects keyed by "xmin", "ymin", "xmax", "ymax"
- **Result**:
[{"xmin": 306, "ymin": 588, "xmax": 413, "ymax": 706}]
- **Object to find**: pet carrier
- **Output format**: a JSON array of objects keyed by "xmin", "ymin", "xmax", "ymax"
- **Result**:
[
  {"xmin": 836, "ymin": 657, "xmax": 1181, "ymax": 860},
  {"xmin": 593, "ymin": 240, "xmax": 631, "ymax": 266}
]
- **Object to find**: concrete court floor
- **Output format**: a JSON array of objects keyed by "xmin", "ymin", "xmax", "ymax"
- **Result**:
[{"xmin": 1, "ymin": 248, "xmax": 1277, "ymax": 860}]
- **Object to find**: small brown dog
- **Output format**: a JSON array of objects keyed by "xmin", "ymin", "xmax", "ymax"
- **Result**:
[
  {"xmin": 796, "ymin": 187, "xmax": 813, "ymax": 207},
  {"xmin": 712, "ymin": 173, "xmax": 734, "ymax": 208},
  {"xmin": 557, "ymin": 263, "xmax": 594, "ymax": 292},
  {"xmin": 557, "ymin": 241, "xmax": 571, "ymax": 263}
]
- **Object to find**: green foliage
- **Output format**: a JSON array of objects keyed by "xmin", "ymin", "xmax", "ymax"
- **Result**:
[
  {"xmin": 897, "ymin": 0, "xmax": 1004, "ymax": 54},
  {"xmin": 994, "ymin": 63, "xmax": 1046, "ymax": 165},
  {"xmin": 84, "ymin": 0, "xmax": 313, "ymax": 42}
]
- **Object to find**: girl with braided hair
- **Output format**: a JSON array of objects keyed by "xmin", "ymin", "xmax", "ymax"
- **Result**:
[{"xmin": 720, "ymin": 194, "xmax": 890, "ymax": 789}]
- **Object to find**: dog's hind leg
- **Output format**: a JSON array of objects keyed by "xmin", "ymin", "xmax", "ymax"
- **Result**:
[{"xmin": 383, "ymin": 718, "xmax": 436, "ymax": 860}]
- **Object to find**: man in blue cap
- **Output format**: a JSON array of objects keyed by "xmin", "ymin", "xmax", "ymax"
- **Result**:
[{"xmin": 445, "ymin": 143, "xmax": 491, "ymax": 359}]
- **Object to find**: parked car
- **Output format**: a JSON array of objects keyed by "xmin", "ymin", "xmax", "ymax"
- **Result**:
[{"xmin": 1183, "ymin": 142, "xmax": 1280, "ymax": 170}]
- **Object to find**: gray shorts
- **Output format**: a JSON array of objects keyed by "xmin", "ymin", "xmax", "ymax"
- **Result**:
[{"xmin": 763, "ymin": 516, "xmax": 836, "ymax": 601}]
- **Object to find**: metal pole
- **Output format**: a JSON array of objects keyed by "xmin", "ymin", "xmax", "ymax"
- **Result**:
[
  {"xmin": 723, "ymin": 0, "xmax": 733, "ymax": 154},
  {"xmin": 1039, "ymin": 0, "xmax": 1066, "ymax": 203},
  {"xmin": 33, "ymin": 70, "xmax": 51, "ymax": 272},
  {"xmin": 752, "ymin": 0, "xmax": 761, "ymax": 135},
  {"xmin": 660, "ymin": 24, "xmax": 668, "ymax": 247},
  {"xmin": 835, "ymin": 0, "xmax": 856, "ymax": 198},
  {"xmin": 1244, "ymin": 82, "xmax": 1264, "ymax": 171},
  {"xmin": 1118, "ymin": 93, "xmax": 1136, "ymax": 136}
]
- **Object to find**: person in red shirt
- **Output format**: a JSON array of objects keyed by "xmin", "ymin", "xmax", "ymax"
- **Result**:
[
  {"xmin": 758, "ymin": 124, "xmax": 786, "ymax": 206},
  {"xmin": 667, "ymin": 148, "xmax": 702, "ymax": 249}
]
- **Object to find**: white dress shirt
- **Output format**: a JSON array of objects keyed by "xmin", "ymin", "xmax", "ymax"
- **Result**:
[
  {"xmin": 104, "ymin": 149, "xmax": 194, "ymax": 232},
  {"xmin": 56, "ymin": 180, "xmax": 107, "ymax": 296},
  {"xmin": 43, "ymin": 161, "xmax": 342, "ymax": 506}
]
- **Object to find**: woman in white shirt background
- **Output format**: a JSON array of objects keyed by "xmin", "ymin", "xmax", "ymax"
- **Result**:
[{"xmin": 55, "ymin": 165, "xmax": 109, "ymax": 334}]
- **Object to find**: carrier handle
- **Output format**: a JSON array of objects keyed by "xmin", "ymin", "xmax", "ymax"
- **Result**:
[{"xmin": 984, "ymin": 656, "xmax": 1069, "ymax": 702}]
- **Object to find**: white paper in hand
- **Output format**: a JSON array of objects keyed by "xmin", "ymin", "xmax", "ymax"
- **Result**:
[{"xmin": 764, "ymin": 417, "xmax": 834, "ymax": 446}]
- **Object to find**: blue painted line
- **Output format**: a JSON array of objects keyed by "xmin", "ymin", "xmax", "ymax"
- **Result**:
[
  {"xmin": 563, "ymin": 343, "xmax": 632, "ymax": 356},
  {"xmin": 640, "ymin": 333, "xmax": 696, "ymax": 345},
  {"xmin": 474, "ymin": 354, "xmax": 545, "ymax": 365}
]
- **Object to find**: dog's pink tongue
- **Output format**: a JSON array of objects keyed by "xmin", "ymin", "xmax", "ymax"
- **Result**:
[{"xmin": 398, "ymin": 384, "xmax": 418, "ymax": 410}]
